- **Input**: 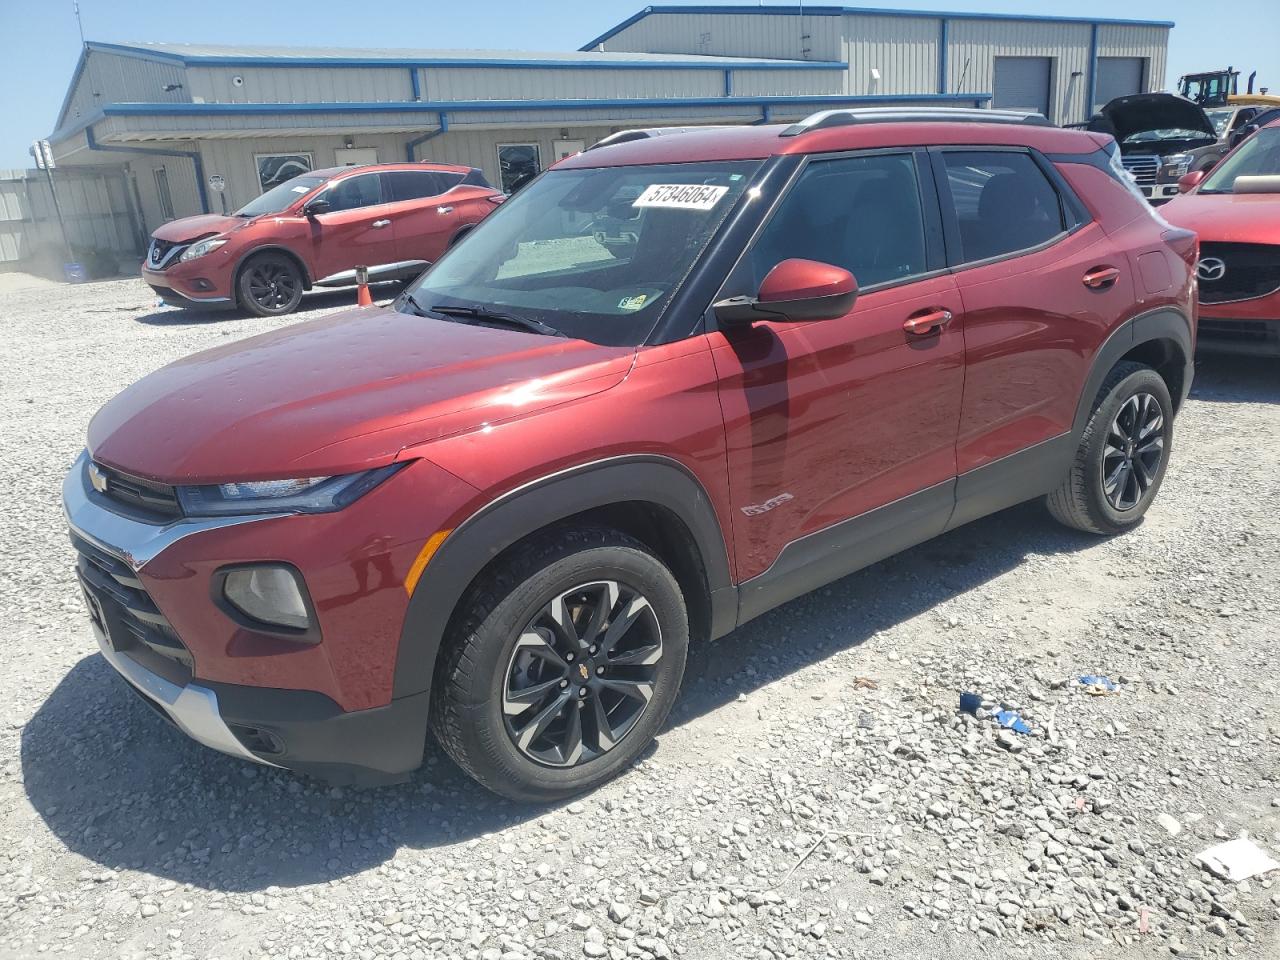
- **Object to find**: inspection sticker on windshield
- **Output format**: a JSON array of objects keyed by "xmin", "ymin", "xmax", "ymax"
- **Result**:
[
  {"xmin": 633, "ymin": 183, "xmax": 729, "ymax": 211},
  {"xmin": 617, "ymin": 294, "xmax": 648, "ymax": 311}
]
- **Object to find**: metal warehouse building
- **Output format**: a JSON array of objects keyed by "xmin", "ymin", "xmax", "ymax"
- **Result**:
[{"xmin": 42, "ymin": 4, "xmax": 1171, "ymax": 245}]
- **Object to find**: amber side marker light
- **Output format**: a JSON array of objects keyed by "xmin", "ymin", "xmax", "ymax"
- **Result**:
[{"xmin": 404, "ymin": 529, "xmax": 452, "ymax": 595}]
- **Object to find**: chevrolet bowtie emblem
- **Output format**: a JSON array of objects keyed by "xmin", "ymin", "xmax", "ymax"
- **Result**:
[{"xmin": 87, "ymin": 462, "xmax": 109, "ymax": 494}]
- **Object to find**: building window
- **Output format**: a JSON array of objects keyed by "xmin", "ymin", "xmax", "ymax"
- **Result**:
[
  {"xmin": 497, "ymin": 143, "xmax": 541, "ymax": 194},
  {"xmin": 153, "ymin": 167, "xmax": 175, "ymax": 221},
  {"xmin": 255, "ymin": 152, "xmax": 314, "ymax": 192}
]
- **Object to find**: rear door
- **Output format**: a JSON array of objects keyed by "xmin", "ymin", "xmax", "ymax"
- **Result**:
[
  {"xmin": 380, "ymin": 170, "xmax": 471, "ymax": 266},
  {"xmin": 306, "ymin": 172, "xmax": 400, "ymax": 281},
  {"xmin": 709, "ymin": 150, "xmax": 965, "ymax": 595},
  {"xmin": 932, "ymin": 147, "xmax": 1134, "ymax": 480}
]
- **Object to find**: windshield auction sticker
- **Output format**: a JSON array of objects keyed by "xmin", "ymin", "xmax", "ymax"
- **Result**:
[{"xmin": 633, "ymin": 184, "xmax": 729, "ymax": 211}]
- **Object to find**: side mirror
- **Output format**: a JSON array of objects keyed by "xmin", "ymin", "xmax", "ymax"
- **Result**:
[
  {"xmin": 1177, "ymin": 170, "xmax": 1207, "ymax": 194},
  {"xmin": 1229, "ymin": 123, "xmax": 1260, "ymax": 149},
  {"xmin": 302, "ymin": 198, "xmax": 331, "ymax": 217},
  {"xmin": 714, "ymin": 258, "xmax": 858, "ymax": 326}
]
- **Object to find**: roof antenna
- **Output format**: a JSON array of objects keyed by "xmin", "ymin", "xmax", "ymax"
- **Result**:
[{"xmin": 73, "ymin": 0, "xmax": 85, "ymax": 46}]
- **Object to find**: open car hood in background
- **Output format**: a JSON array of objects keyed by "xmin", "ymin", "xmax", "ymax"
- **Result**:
[{"xmin": 1090, "ymin": 93, "xmax": 1217, "ymax": 142}]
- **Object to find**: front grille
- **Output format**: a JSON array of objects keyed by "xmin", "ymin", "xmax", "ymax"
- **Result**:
[
  {"xmin": 91, "ymin": 461, "xmax": 183, "ymax": 521},
  {"xmin": 1121, "ymin": 155, "xmax": 1159, "ymax": 186},
  {"xmin": 74, "ymin": 534, "xmax": 193, "ymax": 685},
  {"xmin": 1198, "ymin": 242, "xmax": 1280, "ymax": 304},
  {"xmin": 147, "ymin": 238, "xmax": 186, "ymax": 270}
]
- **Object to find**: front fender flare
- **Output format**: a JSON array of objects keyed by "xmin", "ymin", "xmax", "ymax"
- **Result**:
[{"xmin": 391, "ymin": 455, "xmax": 734, "ymax": 700}]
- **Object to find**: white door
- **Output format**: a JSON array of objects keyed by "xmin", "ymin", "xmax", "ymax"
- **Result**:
[
  {"xmin": 553, "ymin": 139, "xmax": 586, "ymax": 162},
  {"xmin": 334, "ymin": 147, "xmax": 379, "ymax": 167}
]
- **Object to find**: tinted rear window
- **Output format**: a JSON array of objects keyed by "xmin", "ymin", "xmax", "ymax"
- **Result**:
[{"xmin": 941, "ymin": 151, "xmax": 1066, "ymax": 263}]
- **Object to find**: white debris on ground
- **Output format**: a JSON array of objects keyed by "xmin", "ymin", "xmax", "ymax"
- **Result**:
[{"xmin": 1, "ymin": 277, "xmax": 1278, "ymax": 960}]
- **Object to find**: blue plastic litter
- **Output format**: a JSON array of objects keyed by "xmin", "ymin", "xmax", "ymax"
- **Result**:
[
  {"xmin": 1078, "ymin": 675, "xmax": 1118, "ymax": 692},
  {"xmin": 992, "ymin": 709, "xmax": 1032, "ymax": 735},
  {"xmin": 959, "ymin": 692, "xmax": 982, "ymax": 716}
]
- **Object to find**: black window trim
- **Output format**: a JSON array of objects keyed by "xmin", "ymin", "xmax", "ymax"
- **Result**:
[
  {"xmin": 928, "ymin": 144, "xmax": 1094, "ymax": 273},
  {"xmin": 702, "ymin": 146, "xmax": 950, "ymax": 336}
]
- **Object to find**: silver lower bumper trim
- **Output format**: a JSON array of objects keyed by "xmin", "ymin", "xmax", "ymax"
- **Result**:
[{"xmin": 94, "ymin": 628, "xmax": 277, "ymax": 767}]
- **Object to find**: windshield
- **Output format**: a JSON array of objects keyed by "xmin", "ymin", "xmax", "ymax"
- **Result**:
[
  {"xmin": 405, "ymin": 160, "xmax": 761, "ymax": 345},
  {"xmin": 1205, "ymin": 108, "xmax": 1235, "ymax": 138},
  {"xmin": 1201, "ymin": 127, "xmax": 1280, "ymax": 192},
  {"xmin": 235, "ymin": 174, "xmax": 327, "ymax": 217}
]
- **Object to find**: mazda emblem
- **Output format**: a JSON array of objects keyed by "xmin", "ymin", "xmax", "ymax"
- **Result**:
[{"xmin": 1197, "ymin": 257, "xmax": 1227, "ymax": 282}]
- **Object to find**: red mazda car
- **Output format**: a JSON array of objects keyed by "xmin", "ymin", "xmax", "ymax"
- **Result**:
[
  {"xmin": 142, "ymin": 162, "xmax": 503, "ymax": 315},
  {"xmin": 1162, "ymin": 117, "xmax": 1280, "ymax": 355},
  {"xmin": 69, "ymin": 109, "xmax": 1195, "ymax": 801}
]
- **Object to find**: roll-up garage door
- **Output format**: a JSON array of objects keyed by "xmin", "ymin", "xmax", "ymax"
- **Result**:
[
  {"xmin": 1094, "ymin": 56, "xmax": 1145, "ymax": 112},
  {"xmin": 993, "ymin": 56, "xmax": 1052, "ymax": 118}
]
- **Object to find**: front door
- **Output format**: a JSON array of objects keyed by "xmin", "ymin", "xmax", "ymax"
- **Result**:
[
  {"xmin": 708, "ymin": 151, "xmax": 965, "ymax": 611},
  {"xmin": 307, "ymin": 172, "xmax": 400, "ymax": 282}
]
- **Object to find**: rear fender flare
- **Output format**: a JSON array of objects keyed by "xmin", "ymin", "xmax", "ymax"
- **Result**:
[
  {"xmin": 1071, "ymin": 306, "xmax": 1194, "ymax": 439},
  {"xmin": 391, "ymin": 455, "xmax": 733, "ymax": 700}
]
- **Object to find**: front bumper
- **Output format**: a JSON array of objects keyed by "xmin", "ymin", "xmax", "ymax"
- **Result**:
[
  {"xmin": 64, "ymin": 451, "xmax": 437, "ymax": 785},
  {"xmin": 1198, "ymin": 289, "xmax": 1280, "ymax": 357},
  {"xmin": 141, "ymin": 264, "xmax": 234, "ymax": 305}
]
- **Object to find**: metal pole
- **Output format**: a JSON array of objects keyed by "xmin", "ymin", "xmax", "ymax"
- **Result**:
[{"xmin": 43, "ymin": 164, "xmax": 74, "ymax": 262}]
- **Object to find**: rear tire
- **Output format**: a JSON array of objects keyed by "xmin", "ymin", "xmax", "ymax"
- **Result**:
[
  {"xmin": 1046, "ymin": 362, "xmax": 1173, "ymax": 535},
  {"xmin": 236, "ymin": 252, "xmax": 304, "ymax": 317},
  {"xmin": 431, "ymin": 526, "xmax": 688, "ymax": 802}
]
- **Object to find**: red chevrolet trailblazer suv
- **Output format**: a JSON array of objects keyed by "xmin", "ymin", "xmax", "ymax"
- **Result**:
[
  {"xmin": 142, "ymin": 162, "xmax": 502, "ymax": 316},
  {"xmin": 68, "ymin": 108, "xmax": 1196, "ymax": 801}
]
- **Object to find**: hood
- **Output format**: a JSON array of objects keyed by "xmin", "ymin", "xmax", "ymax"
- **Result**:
[
  {"xmin": 151, "ymin": 213, "xmax": 246, "ymax": 243},
  {"xmin": 88, "ymin": 307, "xmax": 635, "ymax": 484},
  {"xmin": 1161, "ymin": 191, "xmax": 1280, "ymax": 245},
  {"xmin": 1090, "ymin": 93, "xmax": 1217, "ymax": 143}
]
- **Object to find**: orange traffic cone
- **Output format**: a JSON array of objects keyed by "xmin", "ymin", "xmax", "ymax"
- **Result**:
[{"xmin": 355, "ymin": 265, "xmax": 373, "ymax": 306}]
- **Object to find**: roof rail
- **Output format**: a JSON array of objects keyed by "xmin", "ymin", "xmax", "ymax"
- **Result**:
[
  {"xmin": 780, "ymin": 107, "xmax": 1053, "ymax": 136},
  {"xmin": 587, "ymin": 125, "xmax": 725, "ymax": 150}
]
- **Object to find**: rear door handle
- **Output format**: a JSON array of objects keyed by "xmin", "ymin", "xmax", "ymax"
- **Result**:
[
  {"xmin": 436, "ymin": 205, "xmax": 454, "ymax": 214},
  {"xmin": 903, "ymin": 307, "xmax": 953, "ymax": 336},
  {"xmin": 1083, "ymin": 266, "xmax": 1121, "ymax": 289},
  {"xmin": 371, "ymin": 219, "xmax": 391, "ymax": 229}
]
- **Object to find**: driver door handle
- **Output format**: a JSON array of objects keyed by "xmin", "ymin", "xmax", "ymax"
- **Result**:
[
  {"xmin": 903, "ymin": 307, "xmax": 953, "ymax": 336},
  {"xmin": 371, "ymin": 219, "xmax": 392, "ymax": 229},
  {"xmin": 1082, "ymin": 266, "xmax": 1121, "ymax": 289},
  {"xmin": 436, "ymin": 205, "xmax": 454, "ymax": 214}
]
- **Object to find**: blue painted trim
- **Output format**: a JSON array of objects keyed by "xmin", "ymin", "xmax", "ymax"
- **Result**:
[
  {"xmin": 410, "ymin": 67, "xmax": 421, "ymax": 101},
  {"xmin": 406, "ymin": 113, "xmax": 448, "ymax": 162},
  {"xmin": 937, "ymin": 19, "xmax": 948, "ymax": 95},
  {"xmin": 1085, "ymin": 23, "xmax": 1099, "ymax": 116},
  {"xmin": 580, "ymin": 5, "xmax": 1174, "ymax": 50},
  {"xmin": 88, "ymin": 92, "xmax": 991, "ymax": 119},
  {"xmin": 84, "ymin": 41, "xmax": 845, "ymax": 72},
  {"xmin": 724, "ymin": 69, "xmax": 732, "ymax": 97},
  {"xmin": 85, "ymin": 125, "xmax": 209, "ymax": 215}
]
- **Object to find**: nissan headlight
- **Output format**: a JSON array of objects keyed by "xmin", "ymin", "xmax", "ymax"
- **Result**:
[
  {"xmin": 177, "ymin": 464, "xmax": 404, "ymax": 517},
  {"xmin": 180, "ymin": 236, "xmax": 228, "ymax": 261},
  {"xmin": 1161, "ymin": 153, "xmax": 1194, "ymax": 178}
]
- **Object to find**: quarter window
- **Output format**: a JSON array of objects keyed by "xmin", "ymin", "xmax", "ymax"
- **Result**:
[
  {"xmin": 748, "ymin": 153, "xmax": 929, "ymax": 289},
  {"xmin": 940, "ymin": 151, "xmax": 1067, "ymax": 263},
  {"xmin": 323, "ymin": 174, "xmax": 383, "ymax": 212}
]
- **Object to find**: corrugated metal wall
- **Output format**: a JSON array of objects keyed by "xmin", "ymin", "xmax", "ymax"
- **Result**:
[
  {"xmin": 422, "ymin": 67, "xmax": 722, "ymax": 101},
  {"xmin": 60, "ymin": 51, "xmax": 189, "ymax": 129},
  {"xmin": 945, "ymin": 19, "xmax": 1092, "ymax": 124},
  {"xmin": 187, "ymin": 65, "xmax": 413, "ymax": 104},
  {"xmin": 1097, "ymin": 24, "xmax": 1167, "ymax": 94},
  {"xmin": 0, "ymin": 169, "xmax": 139, "ymax": 263},
  {"xmin": 727, "ymin": 68, "xmax": 846, "ymax": 98},
  {"xmin": 593, "ymin": 12, "xmax": 843, "ymax": 62},
  {"xmin": 125, "ymin": 152, "xmax": 204, "ymax": 231},
  {"xmin": 844, "ymin": 14, "xmax": 941, "ymax": 96}
]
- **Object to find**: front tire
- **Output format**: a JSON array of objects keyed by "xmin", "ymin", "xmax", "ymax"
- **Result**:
[
  {"xmin": 236, "ymin": 252, "xmax": 304, "ymax": 317},
  {"xmin": 1046, "ymin": 362, "xmax": 1173, "ymax": 535},
  {"xmin": 431, "ymin": 527, "xmax": 689, "ymax": 802}
]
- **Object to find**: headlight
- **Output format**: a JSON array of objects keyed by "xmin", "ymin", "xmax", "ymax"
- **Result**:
[
  {"xmin": 1161, "ymin": 153, "xmax": 1193, "ymax": 177},
  {"xmin": 177, "ymin": 463, "xmax": 404, "ymax": 517},
  {"xmin": 180, "ymin": 237, "xmax": 228, "ymax": 261}
]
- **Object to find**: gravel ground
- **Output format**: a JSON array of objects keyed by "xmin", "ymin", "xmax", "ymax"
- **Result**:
[{"xmin": 1, "ymin": 277, "xmax": 1278, "ymax": 960}]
